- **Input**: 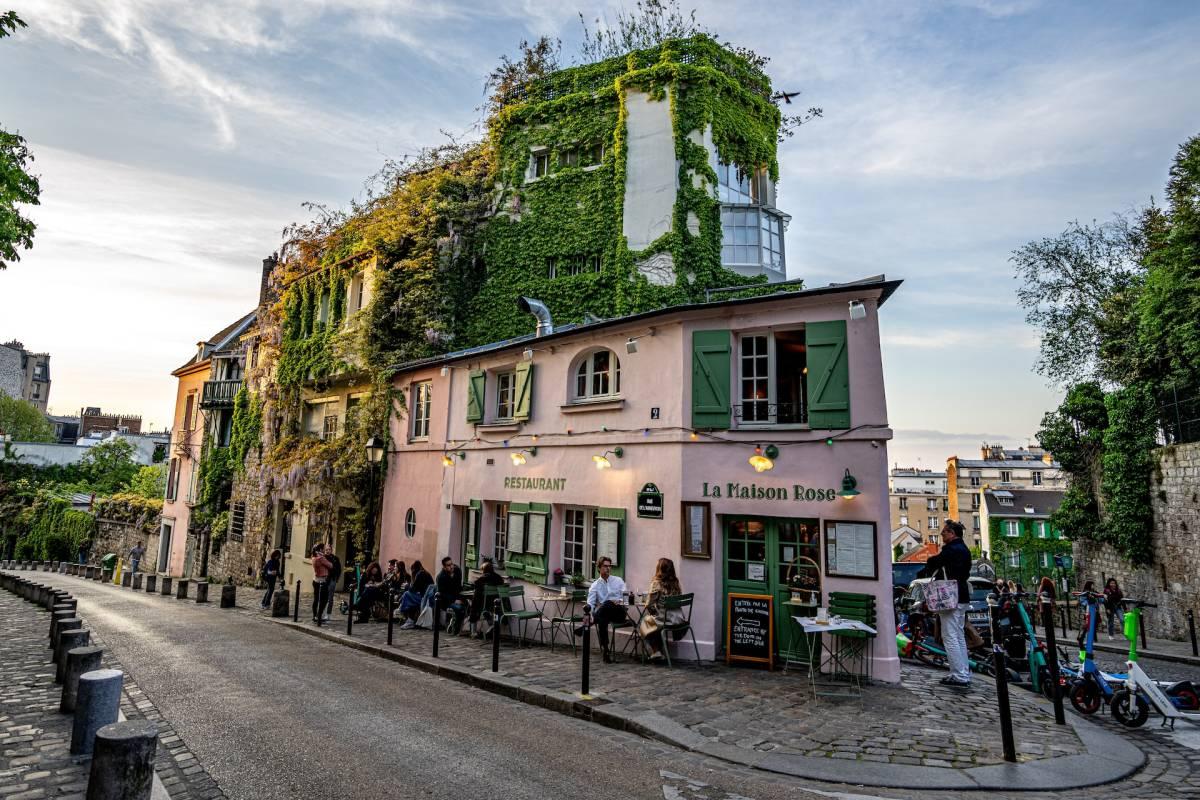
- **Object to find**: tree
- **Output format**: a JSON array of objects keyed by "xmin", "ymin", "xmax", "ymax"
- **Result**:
[
  {"xmin": 0, "ymin": 12, "xmax": 40, "ymax": 269},
  {"xmin": 0, "ymin": 394, "xmax": 54, "ymax": 441},
  {"xmin": 78, "ymin": 438, "xmax": 139, "ymax": 495},
  {"xmin": 124, "ymin": 464, "xmax": 166, "ymax": 500}
]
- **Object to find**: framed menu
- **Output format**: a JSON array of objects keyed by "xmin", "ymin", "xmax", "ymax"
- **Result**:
[
  {"xmin": 507, "ymin": 511, "xmax": 527, "ymax": 554},
  {"xmin": 525, "ymin": 513, "xmax": 547, "ymax": 556},
  {"xmin": 824, "ymin": 520, "xmax": 878, "ymax": 580},
  {"xmin": 596, "ymin": 518, "xmax": 621, "ymax": 565},
  {"xmin": 681, "ymin": 501, "xmax": 711, "ymax": 559}
]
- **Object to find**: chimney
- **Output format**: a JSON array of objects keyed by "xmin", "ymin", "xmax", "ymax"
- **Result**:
[{"xmin": 260, "ymin": 253, "xmax": 278, "ymax": 306}]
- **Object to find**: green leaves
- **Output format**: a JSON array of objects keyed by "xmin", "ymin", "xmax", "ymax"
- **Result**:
[{"xmin": 0, "ymin": 14, "xmax": 38, "ymax": 269}]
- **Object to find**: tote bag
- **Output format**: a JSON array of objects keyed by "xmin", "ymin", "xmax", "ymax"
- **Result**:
[{"xmin": 923, "ymin": 569, "xmax": 960, "ymax": 613}]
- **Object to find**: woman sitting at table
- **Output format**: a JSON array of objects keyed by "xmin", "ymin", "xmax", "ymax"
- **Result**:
[
  {"xmin": 467, "ymin": 559, "xmax": 505, "ymax": 638},
  {"xmin": 639, "ymin": 558, "xmax": 685, "ymax": 663},
  {"xmin": 399, "ymin": 561, "xmax": 433, "ymax": 629},
  {"xmin": 353, "ymin": 562, "xmax": 385, "ymax": 622}
]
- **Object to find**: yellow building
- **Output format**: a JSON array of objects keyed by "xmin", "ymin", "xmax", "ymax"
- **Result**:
[{"xmin": 946, "ymin": 444, "xmax": 1065, "ymax": 550}]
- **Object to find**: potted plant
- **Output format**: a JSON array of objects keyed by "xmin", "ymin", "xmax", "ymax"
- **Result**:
[
  {"xmin": 570, "ymin": 572, "xmax": 586, "ymax": 588},
  {"xmin": 552, "ymin": 567, "xmax": 565, "ymax": 586}
]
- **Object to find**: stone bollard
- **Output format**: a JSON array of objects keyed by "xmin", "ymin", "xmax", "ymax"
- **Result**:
[
  {"xmin": 144, "ymin": 575, "xmax": 157, "ymax": 593},
  {"xmin": 131, "ymin": 573, "xmax": 143, "ymax": 591},
  {"xmin": 86, "ymin": 720, "xmax": 159, "ymax": 800},
  {"xmin": 62, "ymin": 646, "xmax": 104, "ymax": 712},
  {"xmin": 159, "ymin": 577, "xmax": 172, "ymax": 596},
  {"xmin": 59, "ymin": 562, "xmax": 68, "ymax": 573},
  {"xmin": 32, "ymin": 584, "xmax": 47, "ymax": 606},
  {"xmin": 48, "ymin": 589, "xmax": 70, "ymax": 610},
  {"xmin": 271, "ymin": 588, "xmax": 290, "ymax": 618},
  {"xmin": 101, "ymin": 568, "xmax": 113, "ymax": 583},
  {"xmin": 71, "ymin": 669, "xmax": 123, "ymax": 756},
  {"xmin": 120, "ymin": 572, "xmax": 132, "ymax": 588},
  {"xmin": 220, "ymin": 583, "xmax": 235, "ymax": 608},
  {"xmin": 50, "ymin": 609, "xmax": 76, "ymax": 645},
  {"xmin": 52, "ymin": 617, "xmax": 83, "ymax": 660},
  {"xmin": 194, "ymin": 582, "xmax": 208, "ymax": 603},
  {"xmin": 56, "ymin": 628, "xmax": 91, "ymax": 683},
  {"xmin": 175, "ymin": 580, "xmax": 188, "ymax": 600}
]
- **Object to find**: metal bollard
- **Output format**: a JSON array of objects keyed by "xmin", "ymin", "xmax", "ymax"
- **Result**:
[
  {"xmin": 176, "ymin": 580, "xmax": 189, "ymax": 600},
  {"xmin": 387, "ymin": 591, "xmax": 395, "ymax": 646},
  {"xmin": 293, "ymin": 580, "xmax": 301, "ymax": 622},
  {"xmin": 1041, "ymin": 596, "xmax": 1065, "ymax": 725},
  {"xmin": 1139, "ymin": 611, "xmax": 1147, "ymax": 651},
  {"xmin": 1189, "ymin": 610, "xmax": 1198, "ymax": 658},
  {"xmin": 194, "ymin": 582, "xmax": 209, "ymax": 603},
  {"xmin": 220, "ymin": 582, "xmax": 236, "ymax": 608},
  {"xmin": 432, "ymin": 592, "xmax": 441, "ymax": 658},
  {"xmin": 345, "ymin": 586, "xmax": 353, "ymax": 636},
  {"xmin": 160, "ymin": 576, "xmax": 173, "ymax": 596},
  {"xmin": 1060, "ymin": 606, "xmax": 1067, "ymax": 639},
  {"xmin": 315, "ymin": 582, "xmax": 324, "ymax": 628},
  {"xmin": 581, "ymin": 623, "xmax": 592, "ymax": 698},
  {"xmin": 145, "ymin": 575, "xmax": 157, "ymax": 593},
  {"xmin": 992, "ymin": 645, "xmax": 1017, "ymax": 762},
  {"xmin": 57, "ymin": 629, "xmax": 91, "ymax": 683},
  {"xmin": 61, "ymin": 646, "xmax": 104, "ymax": 712},
  {"xmin": 86, "ymin": 720, "xmax": 158, "ymax": 800},
  {"xmin": 492, "ymin": 598, "xmax": 501, "ymax": 673},
  {"xmin": 52, "ymin": 618, "xmax": 83, "ymax": 660},
  {"xmin": 71, "ymin": 669, "xmax": 124, "ymax": 756}
]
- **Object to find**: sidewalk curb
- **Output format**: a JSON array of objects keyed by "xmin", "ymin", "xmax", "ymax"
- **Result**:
[
  {"xmin": 277, "ymin": 617, "xmax": 1146, "ymax": 791},
  {"xmin": 1038, "ymin": 634, "xmax": 1200, "ymax": 667}
]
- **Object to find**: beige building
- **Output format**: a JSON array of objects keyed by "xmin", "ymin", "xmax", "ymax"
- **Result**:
[
  {"xmin": 0, "ymin": 340, "xmax": 51, "ymax": 413},
  {"xmin": 946, "ymin": 444, "xmax": 1065, "ymax": 549},
  {"xmin": 889, "ymin": 467, "xmax": 948, "ymax": 547}
]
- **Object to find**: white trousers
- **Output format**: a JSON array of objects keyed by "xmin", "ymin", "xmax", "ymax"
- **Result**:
[{"xmin": 938, "ymin": 604, "xmax": 970, "ymax": 682}]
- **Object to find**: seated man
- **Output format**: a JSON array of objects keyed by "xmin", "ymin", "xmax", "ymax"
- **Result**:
[
  {"xmin": 467, "ymin": 559, "xmax": 505, "ymax": 638},
  {"xmin": 436, "ymin": 556, "xmax": 465, "ymax": 633},
  {"xmin": 581, "ymin": 556, "xmax": 627, "ymax": 663}
]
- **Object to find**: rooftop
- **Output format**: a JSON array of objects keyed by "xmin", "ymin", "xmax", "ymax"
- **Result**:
[
  {"xmin": 955, "ymin": 458, "xmax": 1060, "ymax": 469},
  {"xmin": 174, "ymin": 310, "xmax": 257, "ymax": 373},
  {"xmin": 983, "ymin": 488, "xmax": 1065, "ymax": 518}
]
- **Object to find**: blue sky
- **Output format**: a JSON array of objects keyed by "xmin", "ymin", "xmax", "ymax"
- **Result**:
[{"xmin": 1, "ymin": 0, "xmax": 1198, "ymax": 468}]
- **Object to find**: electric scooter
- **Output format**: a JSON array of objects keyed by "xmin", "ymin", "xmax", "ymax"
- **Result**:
[
  {"xmin": 1067, "ymin": 589, "xmax": 1127, "ymax": 715},
  {"xmin": 896, "ymin": 597, "xmax": 998, "ymax": 677},
  {"xmin": 1109, "ymin": 598, "xmax": 1200, "ymax": 728},
  {"xmin": 992, "ymin": 590, "xmax": 1053, "ymax": 699}
]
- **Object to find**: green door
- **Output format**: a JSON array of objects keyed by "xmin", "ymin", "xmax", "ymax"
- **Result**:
[{"xmin": 723, "ymin": 516, "xmax": 820, "ymax": 663}]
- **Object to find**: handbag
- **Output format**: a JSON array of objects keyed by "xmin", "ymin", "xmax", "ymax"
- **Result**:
[{"xmin": 923, "ymin": 569, "xmax": 960, "ymax": 613}]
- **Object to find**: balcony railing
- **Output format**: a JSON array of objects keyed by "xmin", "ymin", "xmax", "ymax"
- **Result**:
[{"xmin": 200, "ymin": 379, "xmax": 241, "ymax": 409}]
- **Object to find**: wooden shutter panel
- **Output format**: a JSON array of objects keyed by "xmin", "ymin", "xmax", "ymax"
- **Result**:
[
  {"xmin": 513, "ymin": 362, "xmax": 533, "ymax": 420},
  {"xmin": 691, "ymin": 330, "xmax": 731, "ymax": 430},
  {"xmin": 806, "ymin": 320, "xmax": 850, "ymax": 429},
  {"xmin": 596, "ymin": 507, "xmax": 627, "ymax": 578},
  {"xmin": 466, "ymin": 370, "xmax": 485, "ymax": 422}
]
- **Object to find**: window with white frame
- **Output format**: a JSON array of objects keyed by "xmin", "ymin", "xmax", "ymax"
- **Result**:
[
  {"xmin": 1000, "ymin": 470, "xmax": 1012, "ymax": 482},
  {"xmin": 496, "ymin": 371, "xmax": 516, "ymax": 419},
  {"xmin": 574, "ymin": 350, "xmax": 620, "ymax": 400},
  {"xmin": 942, "ymin": 498, "xmax": 949, "ymax": 512},
  {"xmin": 928, "ymin": 533, "xmax": 941, "ymax": 546},
  {"xmin": 411, "ymin": 381, "xmax": 432, "ymax": 439},
  {"xmin": 926, "ymin": 499, "xmax": 937, "ymax": 512},
  {"xmin": 405, "ymin": 508, "xmax": 416, "ymax": 539},
  {"xmin": 1008, "ymin": 550, "xmax": 1021, "ymax": 568},
  {"xmin": 1037, "ymin": 521, "xmax": 1048, "ymax": 539},
  {"xmin": 318, "ymin": 289, "xmax": 330, "ymax": 325},
  {"xmin": 721, "ymin": 208, "xmax": 784, "ymax": 272},
  {"xmin": 586, "ymin": 141, "xmax": 605, "ymax": 165},
  {"xmin": 969, "ymin": 471, "xmax": 981, "ymax": 487},
  {"xmin": 972, "ymin": 514, "xmax": 980, "ymax": 530},
  {"xmin": 562, "ymin": 507, "xmax": 590, "ymax": 577},
  {"xmin": 347, "ymin": 271, "xmax": 367, "ymax": 316},
  {"xmin": 1005, "ymin": 520, "xmax": 1020, "ymax": 537},
  {"xmin": 736, "ymin": 330, "xmax": 807, "ymax": 425},
  {"xmin": 1032, "ymin": 471, "xmax": 1043, "ymax": 486},
  {"xmin": 898, "ymin": 497, "xmax": 908, "ymax": 510},
  {"xmin": 900, "ymin": 515, "xmax": 908, "ymax": 526},
  {"xmin": 530, "ymin": 150, "xmax": 549, "ymax": 179},
  {"xmin": 493, "ymin": 502, "xmax": 509, "ymax": 567},
  {"xmin": 1040, "ymin": 552, "xmax": 1052, "ymax": 568},
  {"xmin": 927, "ymin": 517, "xmax": 939, "ymax": 530},
  {"xmin": 304, "ymin": 399, "xmax": 334, "ymax": 437}
]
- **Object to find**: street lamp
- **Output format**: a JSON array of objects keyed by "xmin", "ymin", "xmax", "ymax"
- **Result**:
[{"xmin": 364, "ymin": 436, "xmax": 386, "ymax": 563}]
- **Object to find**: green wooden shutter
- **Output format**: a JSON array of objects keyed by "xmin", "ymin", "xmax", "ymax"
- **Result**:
[
  {"xmin": 806, "ymin": 320, "xmax": 850, "ymax": 429},
  {"xmin": 513, "ymin": 362, "xmax": 533, "ymax": 420},
  {"xmin": 466, "ymin": 501, "xmax": 480, "ymax": 569},
  {"xmin": 466, "ymin": 370, "xmax": 485, "ymax": 422},
  {"xmin": 523, "ymin": 502, "xmax": 550, "ymax": 581},
  {"xmin": 691, "ymin": 330, "xmax": 731, "ymax": 430},
  {"xmin": 596, "ymin": 507, "xmax": 627, "ymax": 579}
]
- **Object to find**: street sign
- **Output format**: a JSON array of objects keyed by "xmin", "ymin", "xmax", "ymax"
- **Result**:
[{"xmin": 637, "ymin": 483, "xmax": 663, "ymax": 519}]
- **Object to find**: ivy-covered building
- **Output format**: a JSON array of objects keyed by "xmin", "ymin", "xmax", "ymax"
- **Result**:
[{"xmin": 979, "ymin": 488, "xmax": 1070, "ymax": 587}]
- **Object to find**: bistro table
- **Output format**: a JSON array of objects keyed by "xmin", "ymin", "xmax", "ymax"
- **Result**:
[
  {"xmin": 531, "ymin": 589, "xmax": 580, "ymax": 648},
  {"xmin": 792, "ymin": 616, "xmax": 877, "ymax": 698}
]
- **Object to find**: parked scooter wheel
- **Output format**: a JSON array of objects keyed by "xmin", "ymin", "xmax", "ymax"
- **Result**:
[
  {"xmin": 1069, "ymin": 680, "xmax": 1102, "ymax": 715},
  {"xmin": 1110, "ymin": 689, "xmax": 1149, "ymax": 728},
  {"xmin": 1038, "ymin": 668, "xmax": 1060, "ymax": 701},
  {"xmin": 914, "ymin": 647, "xmax": 946, "ymax": 670}
]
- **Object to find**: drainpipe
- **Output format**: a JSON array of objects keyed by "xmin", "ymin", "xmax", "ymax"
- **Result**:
[{"xmin": 516, "ymin": 297, "xmax": 553, "ymax": 337}]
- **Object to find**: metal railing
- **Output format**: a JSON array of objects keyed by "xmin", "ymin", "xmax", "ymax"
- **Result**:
[
  {"xmin": 1159, "ymin": 389, "xmax": 1200, "ymax": 446},
  {"xmin": 199, "ymin": 380, "xmax": 241, "ymax": 409}
]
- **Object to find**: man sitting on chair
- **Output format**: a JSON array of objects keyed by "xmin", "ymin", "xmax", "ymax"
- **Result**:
[{"xmin": 580, "ymin": 556, "xmax": 627, "ymax": 663}]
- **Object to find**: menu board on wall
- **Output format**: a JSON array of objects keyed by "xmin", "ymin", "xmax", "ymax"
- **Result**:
[
  {"xmin": 508, "ymin": 511, "xmax": 526, "ymax": 554},
  {"xmin": 596, "ymin": 519, "xmax": 620, "ymax": 565},
  {"xmin": 824, "ymin": 521, "xmax": 878, "ymax": 580},
  {"xmin": 525, "ymin": 514, "xmax": 547, "ymax": 556}
]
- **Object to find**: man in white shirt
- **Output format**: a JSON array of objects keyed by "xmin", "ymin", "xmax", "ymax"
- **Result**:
[{"xmin": 583, "ymin": 556, "xmax": 628, "ymax": 663}]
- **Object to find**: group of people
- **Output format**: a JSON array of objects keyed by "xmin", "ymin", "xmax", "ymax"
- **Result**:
[{"xmin": 260, "ymin": 545, "xmax": 689, "ymax": 663}]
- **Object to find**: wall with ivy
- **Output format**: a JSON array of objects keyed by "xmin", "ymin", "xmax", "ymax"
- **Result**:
[
  {"xmin": 12, "ymin": 495, "xmax": 95, "ymax": 561},
  {"xmin": 988, "ymin": 517, "xmax": 1073, "ymax": 587}
]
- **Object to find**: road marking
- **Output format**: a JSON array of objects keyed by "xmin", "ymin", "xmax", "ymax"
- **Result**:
[{"xmin": 659, "ymin": 770, "xmax": 754, "ymax": 800}]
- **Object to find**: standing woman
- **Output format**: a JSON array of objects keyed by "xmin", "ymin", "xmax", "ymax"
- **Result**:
[
  {"xmin": 639, "ymin": 558, "xmax": 685, "ymax": 663},
  {"xmin": 1103, "ymin": 578, "xmax": 1124, "ymax": 640},
  {"xmin": 310, "ymin": 543, "xmax": 333, "ymax": 623},
  {"xmin": 261, "ymin": 549, "xmax": 281, "ymax": 609}
]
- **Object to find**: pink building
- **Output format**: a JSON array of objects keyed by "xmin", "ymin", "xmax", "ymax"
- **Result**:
[{"xmin": 380, "ymin": 277, "xmax": 902, "ymax": 681}]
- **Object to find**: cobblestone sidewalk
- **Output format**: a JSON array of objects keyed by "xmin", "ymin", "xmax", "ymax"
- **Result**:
[{"xmin": 0, "ymin": 585, "xmax": 225, "ymax": 799}]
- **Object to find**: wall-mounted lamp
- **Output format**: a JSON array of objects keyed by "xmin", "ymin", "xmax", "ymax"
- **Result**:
[
  {"xmin": 689, "ymin": 431, "xmax": 699, "ymax": 441},
  {"xmin": 748, "ymin": 444, "xmax": 779, "ymax": 473},
  {"xmin": 440, "ymin": 366, "xmax": 449, "ymax": 377},
  {"xmin": 592, "ymin": 447, "xmax": 624, "ymax": 470},
  {"xmin": 441, "ymin": 451, "xmax": 466, "ymax": 467},
  {"xmin": 625, "ymin": 338, "xmax": 638, "ymax": 354},
  {"xmin": 365, "ymin": 436, "xmax": 386, "ymax": 464},
  {"xmin": 511, "ymin": 447, "xmax": 537, "ymax": 466},
  {"xmin": 522, "ymin": 347, "xmax": 534, "ymax": 361},
  {"xmin": 839, "ymin": 468, "xmax": 861, "ymax": 498},
  {"xmin": 848, "ymin": 300, "xmax": 866, "ymax": 320}
]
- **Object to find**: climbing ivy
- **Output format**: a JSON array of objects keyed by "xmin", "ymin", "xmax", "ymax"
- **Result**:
[
  {"xmin": 228, "ymin": 386, "xmax": 262, "ymax": 472},
  {"xmin": 12, "ymin": 494, "xmax": 94, "ymax": 561},
  {"xmin": 1098, "ymin": 385, "xmax": 1157, "ymax": 565}
]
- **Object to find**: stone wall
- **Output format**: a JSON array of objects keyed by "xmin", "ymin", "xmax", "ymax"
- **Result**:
[
  {"xmin": 93, "ymin": 518, "xmax": 161, "ymax": 571},
  {"xmin": 1072, "ymin": 441, "xmax": 1200, "ymax": 641},
  {"xmin": 210, "ymin": 451, "xmax": 273, "ymax": 587}
]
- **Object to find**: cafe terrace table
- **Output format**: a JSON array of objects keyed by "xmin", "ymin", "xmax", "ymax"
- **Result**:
[
  {"xmin": 532, "ymin": 591, "xmax": 580, "ymax": 648},
  {"xmin": 792, "ymin": 616, "xmax": 878, "ymax": 699}
]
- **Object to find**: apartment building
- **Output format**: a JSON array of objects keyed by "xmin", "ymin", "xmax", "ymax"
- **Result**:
[
  {"xmin": 888, "ymin": 467, "xmax": 948, "ymax": 545},
  {"xmin": 0, "ymin": 340, "xmax": 51, "ymax": 413},
  {"xmin": 946, "ymin": 444, "xmax": 1065, "ymax": 549}
]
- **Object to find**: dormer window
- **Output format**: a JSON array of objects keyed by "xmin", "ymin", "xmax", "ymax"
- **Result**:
[{"xmin": 574, "ymin": 350, "xmax": 620, "ymax": 400}]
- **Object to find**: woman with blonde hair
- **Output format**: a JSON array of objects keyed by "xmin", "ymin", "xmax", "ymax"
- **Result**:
[{"xmin": 639, "ymin": 558, "xmax": 685, "ymax": 663}]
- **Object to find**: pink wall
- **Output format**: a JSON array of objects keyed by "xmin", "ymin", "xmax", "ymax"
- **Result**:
[{"xmin": 163, "ymin": 364, "xmax": 207, "ymax": 576}]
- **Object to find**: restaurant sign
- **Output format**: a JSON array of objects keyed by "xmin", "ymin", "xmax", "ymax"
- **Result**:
[
  {"xmin": 702, "ymin": 482, "xmax": 837, "ymax": 501},
  {"xmin": 504, "ymin": 476, "xmax": 567, "ymax": 491},
  {"xmin": 637, "ymin": 483, "xmax": 664, "ymax": 519}
]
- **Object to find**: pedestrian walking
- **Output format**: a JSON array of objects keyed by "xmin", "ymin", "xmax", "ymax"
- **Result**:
[
  {"xmin": 917, "ymin": 520, "xmax": 973, "ymax": 687},
  {"xmin": 128, "ymin": 541, "xmax": 145, "ymax": 573},
  {"xmin": 324, "ymin": 550, "xmax": 342, "ymax": 621},
  {"xmin": 310, "ymin": 543, "xmax": 332, "ymax": 623},
  {"xmin": 261, "ymin": 549, "xmax": 281, "ymax": 609},
  {"xmin": 1103, "ymin": 578, "xmax": 1124, "ymax": 640}
]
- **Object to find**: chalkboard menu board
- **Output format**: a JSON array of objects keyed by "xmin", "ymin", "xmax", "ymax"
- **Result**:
[{"xmin": 725, "ymin": 593, "xmax": 774, "ymax": 669}]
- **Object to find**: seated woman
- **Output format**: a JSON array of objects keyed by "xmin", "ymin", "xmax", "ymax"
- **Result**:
[
  {"xmin": 466, "ymin": 559, "xmax": 505, "ymax": 638},
  {"xmin": 354, "ymin": 562, "xmax": 385, "ymax": 623},
  {"xmin": 638, "ymin": 558, "xmax": 685, "ymax": 663},
  {"xmin": 399, "ymin": 560, "xmax": 433, "ymax": 630},
  {"xmin": 386, "ymin": 560, "xmax": 410, "ymax": 593}
]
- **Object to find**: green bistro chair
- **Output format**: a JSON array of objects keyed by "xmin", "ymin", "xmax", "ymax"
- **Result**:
[
  {"xmin": 475, "ymin": 583, "xmax": 503, "ymax": 642},
  {"xmin": 826, "ymin": 591, "xmax": 877, "ymax": 686},
  {"xmin": 548, "ymin": 589, "xmax": 589, "ymax": 655},
  {"xmin": 658, "ymin": 593, "xmax": 701, "ymax": 667},
  {"xmin": 497, "ymin": 585, "xmax": 542, "ymax": 647}
]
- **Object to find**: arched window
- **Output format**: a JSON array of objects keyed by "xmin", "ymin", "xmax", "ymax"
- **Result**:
[
  {"xmin": 574, "ymin": 350, "xmax": 621, "ymax": 400},
  {"xmin": 405, "ymin": 508, "xmax": 416, "ymax": 539}
]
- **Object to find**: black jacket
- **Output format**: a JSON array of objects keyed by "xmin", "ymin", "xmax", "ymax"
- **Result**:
[
  {"xmin": 918, "ymin": 537, "xmax": 972, "ymax": 604},
  {"xmin": 435, "ymin": 566, "xmax": 463, "ymax": 606}
]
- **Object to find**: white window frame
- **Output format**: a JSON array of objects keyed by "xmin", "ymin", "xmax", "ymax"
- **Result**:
[
  {"xmin": 493, "ymin": 502, "xmax": 509, "ymax": 568},
  {"xmin": 318, "ymin": 289, "xmax": 330, "ymax": 325},
  {"xmin": 1036, "ymin": 521, "xmax": 1048, "ymax": 539},
  {"xmin": 573, "ymin": 349, "xmax": 620, "ymax": 401},
  {"xmin": 1000, "ymin": 470, "xmax": 1012, "ymax": 482},
  {"xmin": 734, "ymin": 329, "xmax": 807, "ymax": 427},
  {"xmin": 927, "ymin": 516, "xmax": 938, "ymax": 530},
  {"xmin": 972, "ymin": 514, "xmax": 980, "ymax": 530},
  {"xmin": 926, "ymin": 499, "xmax": 937, "ymax": 512},
  {"xmin": 495, "ymin": 370, "xmax": 516, "ymax": 420},
  {"xmin": 898, "ymin": 497, "xmax": 908, "ymax": 510},
  {"xmin": 1032, "ymin": 471, "xmax": 1043, "ymax": 486},
  {"xmin": 969, "ymin": 471, "xmax": 982, "ymax": 487},
  {"xmin": 1008, "ymin": 550, "xmax": 1021, "ymax": 568},
  {"xmin": 405, "ymin": 508, "xmax": 416, "ymax": 539},
  {"xmin": 561, "ymin": 507, "xmax": 599, "ymax": 578},
  {"xmin": 411, "ymin": 381, "xmax": 432, "ymax": 440},
  {"xmin": 530, "ymin": 149, "xmax": 549, "ymax": 180},
  {"xmin": 1005, "ymin": 520, "xmax": 1020, "ymax": 538}
]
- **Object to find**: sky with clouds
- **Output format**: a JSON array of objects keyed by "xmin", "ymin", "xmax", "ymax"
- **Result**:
[{"xmin": 1, "ymin": 0, "xmax": 1198, "ymax": 469}]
